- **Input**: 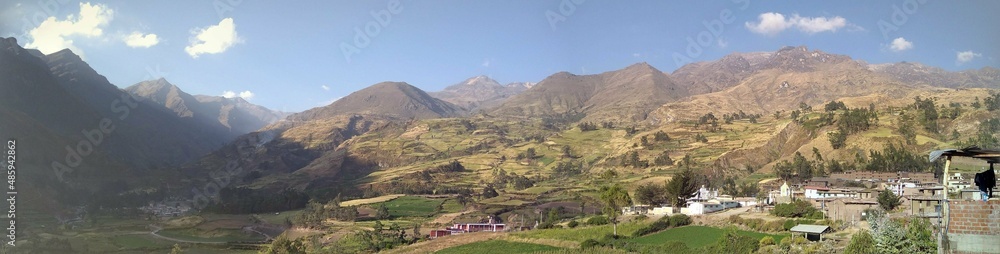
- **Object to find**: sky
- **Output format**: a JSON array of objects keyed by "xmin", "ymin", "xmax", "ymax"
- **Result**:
[{"xmin": 2, "ymin": 0, "xmax": 998, "ymax": 112}]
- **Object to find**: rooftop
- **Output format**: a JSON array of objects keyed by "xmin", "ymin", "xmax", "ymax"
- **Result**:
[
  {"xmin": 789, "ymin": 224, "xmax": 831, "ymax": 234},
  {"xmin": 929, "ymin": 147, "xmax": 1000, "ymax": 163}
]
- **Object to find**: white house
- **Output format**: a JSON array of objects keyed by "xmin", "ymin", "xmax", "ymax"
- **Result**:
[
  {"xmin": 719, "ymin": 200, "xmax": 741, "ymax": 209},
  {"xmin": 693, "ymin": 185, "xmax": 718, "ymax": 201},
  {"xmin": 804, "ymin": 186, "xmax": 829, "ymax": 199},
  {"xmin": 681, "ymin": 202, "xmax": 724, "ymax": 215}
]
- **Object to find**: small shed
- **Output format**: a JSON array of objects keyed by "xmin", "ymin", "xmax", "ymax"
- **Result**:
[{"xmin": 789, "ymin": 224, "xmax": 832, "ymax": 241}]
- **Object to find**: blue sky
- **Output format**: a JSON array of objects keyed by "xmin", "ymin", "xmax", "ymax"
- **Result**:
[{"xmin": 2, "ymin": 0, "xmax": 998, "ymax": 112}]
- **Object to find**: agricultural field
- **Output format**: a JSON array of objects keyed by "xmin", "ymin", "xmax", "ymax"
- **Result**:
[
  {"xmin": 436, "ymin": 240, "xmax": 563, "ymax": 254},
  {"xmin": 630, "ymin": 226, "xmax": 787, "ymax": 249}
]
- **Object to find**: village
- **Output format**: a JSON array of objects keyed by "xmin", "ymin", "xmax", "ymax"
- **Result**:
[{"xmin": 422, "ymin": 169, "xmax": 984, "ymax": 241}]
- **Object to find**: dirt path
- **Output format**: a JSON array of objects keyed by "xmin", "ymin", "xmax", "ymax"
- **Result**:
[
  {"xmin": 694, "ymin": 207, "xmax": 751, "ymax": 226},
  {"xmin": 146, "ymin": 225, "xmax": 229, "ymax": 244},
  {"xmin": 430, "ymin": 210, "xmax": 472, "ymax": 225}
]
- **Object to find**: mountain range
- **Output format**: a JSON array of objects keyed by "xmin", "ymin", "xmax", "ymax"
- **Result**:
[
  {"xmin": 4, "ymin": 35, "xmax": 999, "ymax": 214},
  {"xmin": 429, "ymin": 75, "xmax": 534, "ymax": 111},
  {"xmin": 0, "ymin": 37, "xmax": 284, "ymax": 208}
]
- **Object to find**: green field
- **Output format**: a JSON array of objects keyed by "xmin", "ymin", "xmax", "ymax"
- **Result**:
[
  {"xmin": 157, "ymin": 228, "xmax": 264, "ymax": 242},
  {"xmin": 436, "ymin": 240, "xmax": 562, "ymax": 254},
  {"xmin": 257, "ymin": 209, "xmax": 304, "ymax": 225},
  {"xmin": 382, "ymin": 196, "xmax": 445, "ymax": 218},
  {"xmin": 515, "ymin": 221, "xmax": 645, "ymax": 242},
  {"xmin": 630, "ymin": 226, "xmax": 786, "ymax": 248},
  {"xmin": 112, "ymin": 234, "xmax": 164, "ymax": 249}
]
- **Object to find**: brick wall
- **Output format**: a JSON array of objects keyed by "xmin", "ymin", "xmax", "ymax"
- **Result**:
[{"xmin": 947, "ymin": 200, "xmax": 1000, "ymax": 253}]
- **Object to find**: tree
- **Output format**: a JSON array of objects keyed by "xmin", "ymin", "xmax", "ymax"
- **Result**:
[
  {"xmin": 828, "ymin": 129, "xmax": 847, "ymax": 149},
  {"xmin": 262, "ymin": 235, "xmax": 307, "ymax": 254},
  {"xmin": 844, "ymin": 230, "xmax": 877, "ymax": 254},
  {"xmin": 877, "ymin": 190, "xmax": 901, "ymax": 211},
  {"xmin": 375, "ymin": 203, "xmax": 391, "ymax": 220},
  {"xmin": 653, "ymin": 131, "xmax": 671, "ymax": 142},
  {"xmin": 812, "ymin": 147, "xmax": 823, "ymax": 161},
  {"xmin": 599, "ymin": 184, "xmax": 632, "ymax": 236},
  {"xmin": 481, "ymin": 185, "xmax": 499, "ymax": 199},
  {"xmin": 525, "ymin": 148, "xmax": 536, "ymax": 159},
  {"xmin": 665, "ymin": 169, "xmax": 699, "ymax": 209},
  {"xmin": 640, "ymin": 135, "xmax": 650, "ymax": 147},
  {"xmin": 654, "ymin": 151, "xmax": 673, "ymax": 166},
  {"xmin": 634, "ymin": 182, "xmax": 666, "ymax": 206}
]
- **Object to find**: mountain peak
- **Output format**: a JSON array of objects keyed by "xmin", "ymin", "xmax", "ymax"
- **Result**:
[
  {"xmin": 291, "ymin": 81, "xmax": 464, "ymax": 121},
  {"xmin": 465, "ymin": 75, "xmax": 498, "ymax": 84}
]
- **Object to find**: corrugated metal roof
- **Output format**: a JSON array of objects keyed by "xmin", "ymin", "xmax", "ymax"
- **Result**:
[{"xmin": 789, "ymin": 224, "xmax": 831, "ymax": 234}]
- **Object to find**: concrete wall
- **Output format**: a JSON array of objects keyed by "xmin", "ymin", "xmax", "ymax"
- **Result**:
[{"xmin": 946, "ymin": 200, "xmax": 1000, "ymax": 254}]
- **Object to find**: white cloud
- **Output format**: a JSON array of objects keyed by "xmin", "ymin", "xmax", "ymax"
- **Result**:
[
  {"xmin": 793, "ymin": 15, "xmax": 847, "ymax": 34},
  {"xmin": 717, "ymin": 37, "xmax": 729, "ymax": 48},
  {"xmin": 185, "ymin": 18, "xmax": 242, "ymax": 58},
  {"xmin": 956, "ymin": 50, "xmax": 981, "ymax": 65},
  {"xmin": 745, "ymin": 12, "xmax": 853, "ymax": 36},
  {"xmin": 222, "ymin": 90, "xmax": 254, "ymax": 100},
  {"xmin": 745, "ymin": 13, "xmax": 793, "ymax": 36},
  {"xmin": 482, "ymin": 59, "xmax": 491, "ymax": 67},
  {"xmin": 24, "ymin": 2, "xmax": 114, "ymax": 56},
  {"xmin": 239, "ymin": 91, "xmax": 254, "ymax": 100},
  {"xmin": 321, "ymin": 85, "xmax": 330, "ymax": 91},
  {"xmin": 124, "ymin": 32, "xmax": 159, "ymax": 48},
  {"xmin": 889, "ymin": 37, "xmax": 913, "ymax": 52}
]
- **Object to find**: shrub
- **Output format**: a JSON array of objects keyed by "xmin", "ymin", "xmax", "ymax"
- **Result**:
[
  {"xmin": 708, "ymin": 228, "xmax": 760, "ymax": 253},
  {"xmin": 537, "ymin": 222, "xmax": 556, "ymax": 229},
  {"xmin": 668, "ymin": 214, "xmax": 692, "ymax": 227},
  {"xmin": 844, "ymin": 230, "xmax": 876, "ymax": 254},
  {"xmin": 632, "ymin": 220, "xmax": 670, "ymax": 237},
  {"xmin": 586, "ymin": 216, "xmax": 610, "ymax": 226},
  {"xmin": 759, "ymin": 236, "xmax": 775, "ymax": 246},
  {"xmin": 567, "ymin": 220, "xmax": 579, "ymax": 228},
  {"xmin": 771, "ymin": 199, "xmax": 820, "ymax": 218},
  {"xmin": 580, "ymin": 239, "xmax": 601, "ymax": 249},
  {"xmin": 763, "ymin": 220, "xmax": 784, "ymax": 232}
]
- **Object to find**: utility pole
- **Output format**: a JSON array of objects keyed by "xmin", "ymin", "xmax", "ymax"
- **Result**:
[{"xmin": 937, "ymin": 155, "xmax": 951, "ymax": 254}]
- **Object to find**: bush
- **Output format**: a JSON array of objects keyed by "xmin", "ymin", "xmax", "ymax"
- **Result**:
[
  {"xmin": 567, "ymin": 220, "xmax": 579, "ymax": 228},
  {"xmin": 668, "ymin": 214, "xmax": 691, "ymax": 227},
  {"xmin": 772, "ymin": 199, "xmax": 821, "ymax": 218},
  {"xmin": 632, "ymin": 220, "xmax": 670, "ymax": 237},
  {"xmin": 844, "ymin": 230, "xmax": 876, "ymax": 254},
  {"xmin": 537, "ymin": 222, "xmax": 556, "ymax": 229},
  {"xmin": 708, "ymin": 228, "xmax": 760, "ymax": 253},
  {"xmin": 759, "ymin": 236, "xmax": 775, "ymax": 246},
  {"xmin": 586, "ymin": 216, "xmax": 610, "ymax": 226},
  {"xmin": 580, "ymin": 239, "xmax": 601, "ymax": 249},
  {"xmin": 763, "ymin": 220, "xmax": 784, "ymax": 232}
]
